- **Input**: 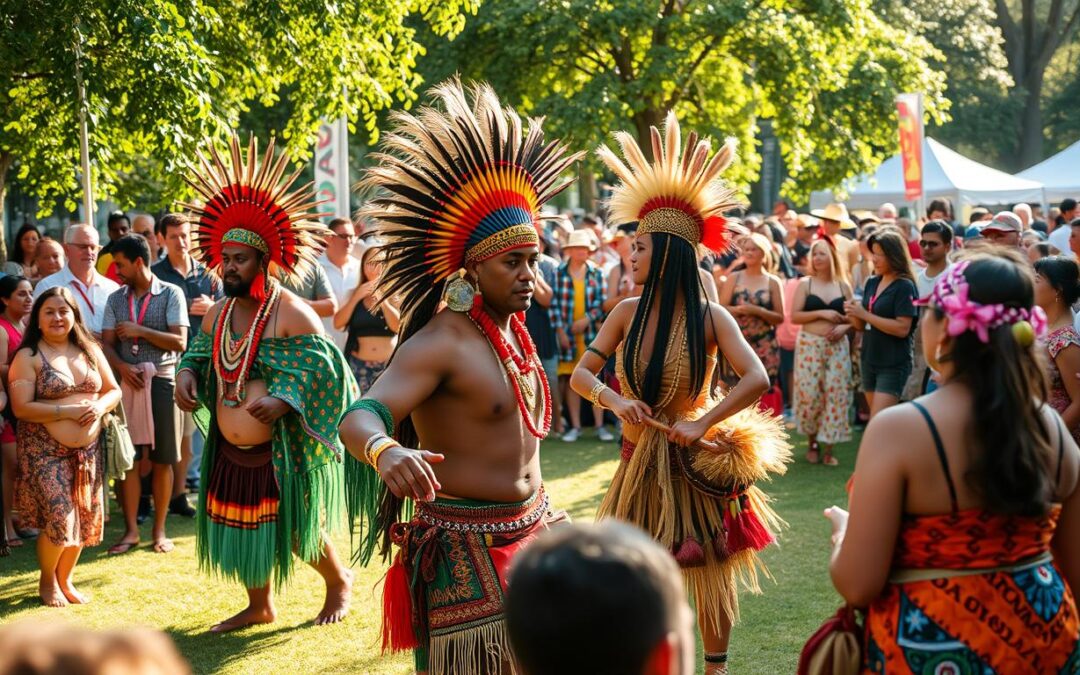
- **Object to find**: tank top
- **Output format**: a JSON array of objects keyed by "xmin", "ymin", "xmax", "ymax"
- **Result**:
[
  {"xmin": 345, "ymin": 300, "xmax": 393, "ymax": 353},
  {"xmin": 0, "ymin": 316, "xmax": 23, "ymax": 364}
]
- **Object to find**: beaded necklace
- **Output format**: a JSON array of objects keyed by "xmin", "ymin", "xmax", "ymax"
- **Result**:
[
  {"xmin": 212, "ymin": 280, "xmax": 281, "ymax": 407},
  {"xmin": 467, "ymin": 298, "xmax": 552, "ymax": 439}
]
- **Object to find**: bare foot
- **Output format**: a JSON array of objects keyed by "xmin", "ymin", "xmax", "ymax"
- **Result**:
[
  {"xmin": 39, "ymin": 579, "xmax": 68, "ymax": 608},
  {"xmin": 315, "ymin": 568, "xmax": 353, "ymax": 626},
  {"xmin": 152, "ymin": 538, "xmax": 174, "ymax": 553},
  {"xmin": 58, "ymin": 579, "xmax": 90, "ymax": 604},
  {"xmin": 209, "ymin": 605, "xmax": 276, "ymax": 633}
]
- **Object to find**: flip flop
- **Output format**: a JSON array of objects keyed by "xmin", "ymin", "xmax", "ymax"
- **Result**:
[
  {"xmin": 108, "ymin": 540, "xmax": 139, "ymax": 555},
  {"xmin": 822, "ymin": 455, "xmax": 839, "ymax": 467},
  {"xmin": 5, "ymin": 536, "xmax": 23, "ymax": 548},
  {"xmin": 152, "ymin": 539, "xmax": 174, "ymax": 554}
]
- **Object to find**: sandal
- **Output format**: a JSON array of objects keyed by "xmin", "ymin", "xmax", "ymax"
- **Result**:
[
  {"xmin": 822, "ymin": 454, "xmax": 839, "ymax": 467},
  {"xmin": 108, "ymin": 540, "xmax": 139, "ymax": 555}
]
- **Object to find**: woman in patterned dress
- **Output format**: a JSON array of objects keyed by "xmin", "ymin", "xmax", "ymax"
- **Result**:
[
  {"xmin": 1034, "ymin": 255, "xmax": 1080, "ymax": 443},
  {"xmin": 826, "ymin": 249, "xmax": 1080, "ymax": 673},
  {"xmin": 719, "ymin": 233, "xmax": 784, "ymax": 386},
  {"xmin": 11, "ymin": 288, "xmax": 121, "ymax": 606}
]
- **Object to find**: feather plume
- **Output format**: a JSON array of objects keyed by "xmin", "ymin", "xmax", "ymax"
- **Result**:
[{"xmin": 597, "ymin": 112, "xmax": 743, "ymax": 251}]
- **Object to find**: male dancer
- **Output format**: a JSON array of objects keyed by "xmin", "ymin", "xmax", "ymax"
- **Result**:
[
  {"xmin": 174, "ymin": 136, "xmax": 358, "ymax": 633},
  {"xmin": 338, "ymin": 80, "xmax": 581, "ymax": 674}
]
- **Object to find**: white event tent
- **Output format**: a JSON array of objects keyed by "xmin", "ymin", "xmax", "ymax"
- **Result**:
[
  {"xmin": 809, "ymin": 138, "xmax": 1046, "ymax": 211},
  {"xmin": 1017, "ymin": 139, "xmax": 1080, "ymax": 204}
]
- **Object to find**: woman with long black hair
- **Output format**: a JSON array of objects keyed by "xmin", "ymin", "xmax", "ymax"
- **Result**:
[{"xmin": 571, "ymin": 114, "xmax": 790, "ymax": 674}]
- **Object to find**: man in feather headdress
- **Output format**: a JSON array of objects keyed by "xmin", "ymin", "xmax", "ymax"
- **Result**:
[
  {"xmin": 174, "ymin": 136, "xmax": 360, "ymax": 633},
  {"xmin": 338, "ymin": 80, "xmax": 581, "ymax": 674}
]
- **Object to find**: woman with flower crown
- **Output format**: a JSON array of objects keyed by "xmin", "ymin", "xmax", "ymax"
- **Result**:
[
  {"xmin": 569, "ymin": 113, "xmax": 791, "ymax": 675},
  {"xmin": 826, "ymin": 247, "xmax": 1080, "ymax": 673}
]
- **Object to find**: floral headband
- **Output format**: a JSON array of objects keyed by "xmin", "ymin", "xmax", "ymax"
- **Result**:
[{"xmin": 914, "ymin": 260, "xmax": 1047, "ymax": 346}]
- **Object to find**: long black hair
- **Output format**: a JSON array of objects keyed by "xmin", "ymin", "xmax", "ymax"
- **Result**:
[
  {"xmin": 935, "ymin": 250, "xmax": 1054, "ymax": 516},
  {"xmin": 0, "ymin": 275, "xmax": 28, "ymax": 315},
  {"xmin": 10, "ymin": 223, "xmax": 39, "ymax": 266},
  {"xmin": 21, "ymin": 287, "xmax": 99, "ymax": 369},
  {"xmin": 623, "ymin": 232, "xmax": 709, "ymax": 407}
]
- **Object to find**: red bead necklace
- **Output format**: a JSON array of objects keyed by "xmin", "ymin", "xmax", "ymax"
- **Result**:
[
  {"xmin": 212, "ymin": 280, "xmax": 280, "ymax": 407},
  {"xmin": 467, "ymin": 297, "xmax": 552, "ymax": 439}
]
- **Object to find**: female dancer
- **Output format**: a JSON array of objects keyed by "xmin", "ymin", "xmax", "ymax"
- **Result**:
[
  {"xmin": 11, "ymin": 288, "xmax": 121, "ymax": 605},
  {"xmin": 828, "ymin": 249, "xmax": 1080, "ymax": 672},
  {"xmin": 571, "ymin": 113, "xmax": 790, "ymax": 674}
]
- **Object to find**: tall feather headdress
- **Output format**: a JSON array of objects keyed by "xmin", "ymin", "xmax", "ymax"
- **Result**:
[
  {"xmin": 597, "ymin": 111, "xmax": 741, "ymax": 253},
  {"xmin": 180, "ymin": 134, "xmax": 329, "ymax": 301},
  {"xmin": 358, "ymin": 78, "xmax": 584, "ymax": 331}
]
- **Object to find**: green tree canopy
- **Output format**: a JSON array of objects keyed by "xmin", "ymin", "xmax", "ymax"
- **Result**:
[
  {"xmin": 417, "ymin": 0, "xmax": 948, "ymax": 203},
  {"xmin": 0, "ymin": 0, "xmax": 476, "ymax": 251}
]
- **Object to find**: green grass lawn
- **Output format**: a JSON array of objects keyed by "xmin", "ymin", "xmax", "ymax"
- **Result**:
[{"xmin": 0, "ymin": 430, "xmax": 857, "ymax": 674}]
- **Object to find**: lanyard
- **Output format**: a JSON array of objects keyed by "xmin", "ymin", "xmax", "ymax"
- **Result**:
[
  {"xmin": 128, "ymin": 290, "xmax": 153, "ymax": 353},
  {"xmin": 70, "ymin": 280, "xmax": 94, "ymax": 316}
]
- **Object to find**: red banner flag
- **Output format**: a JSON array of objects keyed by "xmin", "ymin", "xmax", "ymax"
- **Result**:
[{"xmin": 896, "ymin": 94, "xmax": 924, "ymax": 202}]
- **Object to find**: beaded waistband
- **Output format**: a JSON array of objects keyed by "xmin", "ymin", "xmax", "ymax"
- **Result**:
[{"xmin": 416, "ymin": 486, "xmax": 549, "ymax": 534}]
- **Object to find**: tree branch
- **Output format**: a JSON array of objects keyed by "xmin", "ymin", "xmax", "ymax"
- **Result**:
[
  {"xmin": 665, "ymin": 33, "xmax": 722, "ymax": 109},
  {"xmin": 10, "ymin": 72, "xmax": 54, "ymax": 81}
]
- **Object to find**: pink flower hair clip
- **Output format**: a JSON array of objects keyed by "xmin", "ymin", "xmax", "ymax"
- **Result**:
[{"xmin": 914, "ymin": 261, "xmax": 1047, "ymax": 345}]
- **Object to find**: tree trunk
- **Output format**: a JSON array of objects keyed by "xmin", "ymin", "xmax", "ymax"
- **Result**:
[
  {"xmin": 0, "ymin": 153, "xmax": 11, "ymax": 263},
  {"xmin": 1018, "ymin": 72, "xmax": 1045, "ymax": 169},
  {"xmin": 577, "ymin": 165, "xmax": 597, "ymax": 214}
]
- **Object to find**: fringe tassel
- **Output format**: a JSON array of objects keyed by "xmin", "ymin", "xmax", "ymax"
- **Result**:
[
  {"xmin": 428, "ymin": 620, "xmax": 516, "ymax": 675},
  {"xmin": 381, "ymin": 553, "xmax": 419, "ymax": 652},
  {"xmin": 345, "ymin": 451, "xmax": 383, "ymax": 566}
]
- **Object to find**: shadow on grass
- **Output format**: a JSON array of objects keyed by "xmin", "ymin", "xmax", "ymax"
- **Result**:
[{"xmin": 165, "ymin": 621, "xmax": 313, "ymax": 674}]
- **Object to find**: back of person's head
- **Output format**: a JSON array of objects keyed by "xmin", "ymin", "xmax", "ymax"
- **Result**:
[
  {"xmin": 0, "ymin": 621, "xmax": 190, "ymax": 674},
  {"xmin": 927, "ymin": 197, "xmax": 952, "ymax": 220},
  {"xmin": 112, "ymin": 234, "xmax": 151, "ymax": 266},
  {"xmin": 506, "ymin": 522, "xmax": 693, "ymax": 675},
  {"xmin": 920, "ymin": 220, "xmax": 953, "ymax": 247},
  {"xmin": 926, "ymin": 248, "xmax": 1055, "ymax": 516}
]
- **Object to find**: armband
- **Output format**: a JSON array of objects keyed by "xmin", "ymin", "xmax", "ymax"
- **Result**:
[
  {"xmin": 585, "ymin": 345, "xmax": 610, "ymax": 361},
  {"xmin": 343, "ymin": 398, "xmax": 395, "ymax": 436}
]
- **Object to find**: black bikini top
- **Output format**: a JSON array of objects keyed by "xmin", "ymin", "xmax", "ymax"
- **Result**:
[{"xmin": 804, "ymin": 279, "xmax": 846, "ymax": 314}]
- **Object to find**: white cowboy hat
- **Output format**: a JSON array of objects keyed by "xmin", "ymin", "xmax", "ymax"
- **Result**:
[
  {"xmin": 564, "ymin": 229, "xmax": 597, "ymax": 251},
  {"xmin": 810, "ymin": 203, "xmax": 850, "ymax": 224}
]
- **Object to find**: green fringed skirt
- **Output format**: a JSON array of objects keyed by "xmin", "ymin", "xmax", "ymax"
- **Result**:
[{"xmin": 204, "ymin": 436, "xmax": 279, "ymax": 588}]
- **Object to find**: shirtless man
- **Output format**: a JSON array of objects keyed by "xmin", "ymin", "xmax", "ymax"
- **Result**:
[
  {"xmin": 338, "ymin": 79, "xmax": 580, "ymax": 674},
  {"xmin": 174, "ymin": 134, "xmax": 357, "ymax": 633}
]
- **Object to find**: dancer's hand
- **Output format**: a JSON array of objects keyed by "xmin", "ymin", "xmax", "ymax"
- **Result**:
[
  {"xmin": 609, "ymin": 396, "xmax": 652, "ymax": 426},
  {"xmin": 246, "ymin": 396, "xmax": 292, "ymax": 424},
  {"xmin": 666, "ymin": 419, "xmax": 708, "ymax": 447},
  {"xmin": 824, "ymin": 506, "xmax": 849, "ymax": 545},
  {"xmin": 175, "ymin": 370, "xmax": 199, "ymax": 412},
  {"xmin": 377, "ymin": 446, "xmax": 445, "ymax": 502}
]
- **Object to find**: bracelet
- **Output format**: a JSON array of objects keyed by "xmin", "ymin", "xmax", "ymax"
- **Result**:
[
  {"xmin": 588, "ymin": 381, "xmax": 609, "ymax": 408},
  {"xmin": 343, "ymin": 398, "xmax": 395, "ymax": 436},
  {"xmin": 363, "ymin": 432, "xmax": 389, "ymax": 465},
  {"xmin": 368, "ymin": 437, "xmax": 401, "ymax": 473}
]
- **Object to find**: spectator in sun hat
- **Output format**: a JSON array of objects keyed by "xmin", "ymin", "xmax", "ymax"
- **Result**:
[{"xmin": 981, "ymin": 211, "xmax": 1023, "ymax": 248}]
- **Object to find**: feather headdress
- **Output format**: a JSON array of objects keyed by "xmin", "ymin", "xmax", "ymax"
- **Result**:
[
  {"xmin": 358, "ymin": 78, "xmax": 584, "ymax": 329},
  {"xmin": 597, "ymin": 111, "xmax": 741, "ymax": 253},
  {"xmin": 180, "ymin": 134, "xmax": 329, "ymax": 301}
]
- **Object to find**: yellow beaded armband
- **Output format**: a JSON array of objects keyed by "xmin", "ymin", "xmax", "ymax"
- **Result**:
[{"xmin": 589, "ymin": 380, "xmax": 609, "ymax": 408}]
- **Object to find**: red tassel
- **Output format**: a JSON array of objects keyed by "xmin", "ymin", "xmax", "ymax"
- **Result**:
[
  {"xmin": 673, "ymin": 536, "xmax": 706, "ymax": 568},
  {"xmin": 725, "ymin": 497, "xmax": 775, "ymax": 554},
  {"xmin": 250, "ymin": 269, "xmax": 268, "ymax": 303},
  {"xmin": 701, "ymin": 215, "xmax": 729, "ymax": 253},
  {"xmin": 381, "ymin": 554, "xmax": 419, "ymax": 653}
]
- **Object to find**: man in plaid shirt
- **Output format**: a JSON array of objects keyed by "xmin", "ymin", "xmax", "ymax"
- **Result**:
[{"xmin": 549, "ymin": 230, "xmax": 611, "ymax": 442}]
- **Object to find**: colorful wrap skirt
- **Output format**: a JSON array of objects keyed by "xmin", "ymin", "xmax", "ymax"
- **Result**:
[
  {"xmin": 15, "ymin": 421, "xmax": 103, "ymax": 547},
  {"xmin": 382, "ymin": 486, "xmax": 557, "ymax": 674},
  {"xmin": 202, "ymin": 434, "xmax": 280, "ymax": 588},
  {"xmin": 865, "ymin": 508, "xmax": 1080, "ymax": 673}
]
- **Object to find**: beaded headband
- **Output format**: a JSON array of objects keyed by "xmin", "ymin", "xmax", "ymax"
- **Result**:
[
  {"xmin": 597, "ymin": 111, "xmax": 742, "ymax": 252},
  {"xmin": 915, "ymin": 261, "xmax": 1047, "ymax": 345}
]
